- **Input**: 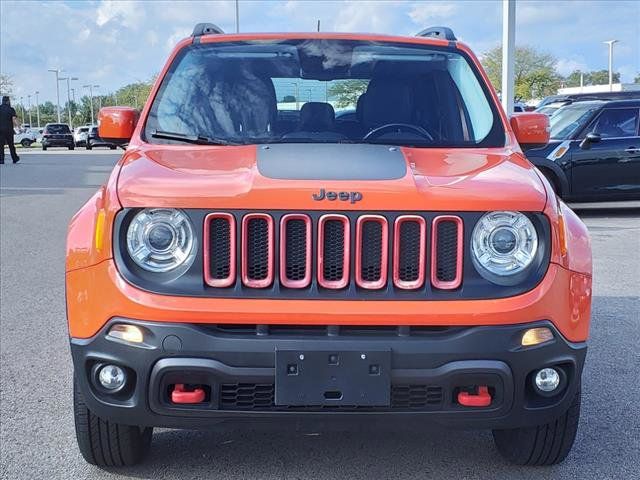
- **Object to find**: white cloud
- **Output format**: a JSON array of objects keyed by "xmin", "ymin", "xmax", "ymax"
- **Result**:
[
  {"xmin": 408, "ymin": 2, "xmax": 458, "ymax": 24},
  {"xmin": 556, "ymin": 58, "xmax": 589, "ymax": 76},
  {"xmin": 96, "ymin": 0, "xmax": 143, "ymax": 29}
]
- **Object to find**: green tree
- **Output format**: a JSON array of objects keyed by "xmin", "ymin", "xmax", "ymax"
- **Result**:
[
  {"xmin": 482, "ymin": 46, "xmax": 560, "ymax": 100},
  {"xmin": 0, "ymin": 73, "xmax": 13, "ymax": 96},
  {"xmin": 328, "ymin": 80, "xmax": 368, "ymax": 108},
  {"xmin": 563, "ymin": 69, "xmax": 621, "ymax": 88},
  {"xmin": 634, "ymin": 74, "xmax": 640, "ymax": 84}
]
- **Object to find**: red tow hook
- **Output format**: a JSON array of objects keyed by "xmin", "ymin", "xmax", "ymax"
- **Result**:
[
  {"xmin": 457, "ymin": 386, "xmax": 492, "ymax": 407},
  {"xmin": 171, "ymin": 384, "xmax": 205, "ymax": 404}
]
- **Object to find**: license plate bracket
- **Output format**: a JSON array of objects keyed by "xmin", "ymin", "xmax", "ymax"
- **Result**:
[{"xmin": 275, "ymin": 349, "xmax": 391, "ymax": 406}]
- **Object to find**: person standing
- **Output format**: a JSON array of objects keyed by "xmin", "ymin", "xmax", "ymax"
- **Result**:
[{"xmin": 0, "ymin": 96, "xmax": 20, "ymax": 164}]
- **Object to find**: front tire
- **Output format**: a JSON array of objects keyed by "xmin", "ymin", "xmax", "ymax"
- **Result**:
[
  {"xmin": 69, "ymin": 145, "xmax": 75, "ymax": 150},
  {"xmin": 21, "ymin": 139, "xmax": 32, "ymax": 147},
  {"xmin": 73, "ymin": 376, "xmax": 153, "ymax": 467},
  {"xmin": 492, "ymin": 388, "xmax": 581, "ymax": 466},
  {"xmin": 86, "ymin": 144, "xmax": 92, "ymax": 150},
  {"xmin": 42, "ymin": 145, "xmax": 47, "ymax": 151}
]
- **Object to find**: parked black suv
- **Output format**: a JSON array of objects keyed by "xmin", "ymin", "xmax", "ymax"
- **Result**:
[
  {"xmin": 42, "ymin": 123, "xmax": 75, "ymax": 150},
  {"xmin": 86, "ymin": 126, "xmax": 117, "ymax": 150},
  {"xmin": 526, "ymin": 99, "xmax": 640, "ymax": 201}
]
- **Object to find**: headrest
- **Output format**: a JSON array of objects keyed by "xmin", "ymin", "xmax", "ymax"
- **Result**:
[
  {"xmin": 361, "ymin": 79, "xmax": 412, "ymax": 129},
  {"xmin": 299, "ymin": 102, "xmax": 335, "ymax": 132}
]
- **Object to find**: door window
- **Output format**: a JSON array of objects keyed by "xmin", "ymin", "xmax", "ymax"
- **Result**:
[{"xmin": 588, "ymin": 108, "xmax": 639, "ymax": 138}]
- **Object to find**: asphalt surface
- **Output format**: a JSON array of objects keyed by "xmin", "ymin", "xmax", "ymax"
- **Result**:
[{"xmin": 1, "ymin": 151, "xmax": 639, "ymax": 479}]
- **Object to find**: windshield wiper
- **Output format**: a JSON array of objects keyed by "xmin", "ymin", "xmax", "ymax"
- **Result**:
[{"xmin": 151, "ymin": 130, "xmax": 240, "ymax": 146}]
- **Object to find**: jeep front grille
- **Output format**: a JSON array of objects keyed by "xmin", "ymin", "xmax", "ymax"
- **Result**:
[{"xmin": 203, "ymin": 211, "xmax": 464, "ymax": 292}]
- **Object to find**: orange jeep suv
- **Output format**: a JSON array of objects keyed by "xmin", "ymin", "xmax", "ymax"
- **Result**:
[{"xmin": 66, "ymin": 25, "xmax": 592, "ymax": 467}]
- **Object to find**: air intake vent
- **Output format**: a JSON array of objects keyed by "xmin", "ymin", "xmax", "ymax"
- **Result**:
[
  {"xmin": 318, "ymin": 214, "xmax": 350, "ymax": 289},
  {"xmin": 393, "ymin": 215, "xmax": 426, "ymax": 289},
  {"xmin": 241, "ymin": 214, "xmax": 274, "ymax": 288},
  {"xmin": 280, "ymin": 214, "xmax": 312, "ymax": 288},
  {"xmin": 356, "ymin": 215, "xmax": 388, "ymax": 289},
  {"xmin": 204, "ymin": 213, "xmax": 235, "ymax": 287},
  {"xmin": 431, "ymin": 216, "xmax": 463, "ymax": 289}
]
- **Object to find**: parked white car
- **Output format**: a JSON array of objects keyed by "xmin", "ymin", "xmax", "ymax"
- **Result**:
[
  {"xmin": 14, "ymin": 128, "xmax": 38, "ymax": 147},
  {"xmin": 74, "ymin": 126, "xmax": 90, "ymax": 147}
]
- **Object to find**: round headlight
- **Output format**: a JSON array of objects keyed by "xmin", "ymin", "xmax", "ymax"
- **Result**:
[
  {"xmin": 126, "ymin": 208, "xmax": 197, "ymax": 274},
  {"xmin": 471, "ymin": 211, "xmax": 538, "ymax": 281}
]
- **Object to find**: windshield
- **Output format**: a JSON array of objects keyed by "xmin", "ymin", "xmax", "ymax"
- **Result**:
[
  {"xmin": 549, "ymin": 103, "xmax": 602, "ymax": 140},
  {"xmin": 47, "ymin": 124, "xmax": 71, "ymax": 134},
  {"xmin": 145, "ymin": 40, "xmax": 503, "ymax": 147}
]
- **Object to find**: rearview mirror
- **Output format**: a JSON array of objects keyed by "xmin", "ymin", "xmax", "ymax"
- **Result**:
[
  {"xmin": 97, "ymin": 106, "xmax": 139, "ymax": 145},
  {"xmin": 579, "ymin": 132, "xmax": 601, "ymax": 150},
  {"xmin": 510, "ymin": 113, "xmax": 550, "ymax": 151}
]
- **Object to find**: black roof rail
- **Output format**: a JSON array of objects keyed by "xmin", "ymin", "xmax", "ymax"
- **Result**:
[
  {"xmin": 416, "ymin": 26, "xmax": 457, "ymax": 41},
  {"xmin": 192, "ymin": 23, "xmax": 224, "ymax": 37}
]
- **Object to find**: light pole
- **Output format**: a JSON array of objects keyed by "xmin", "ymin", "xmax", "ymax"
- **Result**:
[
  {"xmin": 19, "ymin": 96, "xmax": 25, "ymax": 125},
  {"xmin": 48, "ymin": 68, "xmax": 62, "ymax": 123},
  {"xmin": 60, "ymin": 76, "xmax": 79, "ymax": 127},
  {"xmin": 235, "ymin": 0, "xmax": 239, "ymax": 33},
  {"xmin": 27, "ymin": 94, "xmax": 32, "ymax": 126},
  {"xmin": 604, "ymin": 40, "xmax": 619, "ymax": 92},
  {"xmin": 35, "ymin": 91, "xmax": 40, "ymax": 128},
  {"xmin": 83, "ymin": 84, "xmax": 99, "ymax": 124},
  {"xmin": 501, "ymin": 0, "xmax": 516, "ymax": 114}
]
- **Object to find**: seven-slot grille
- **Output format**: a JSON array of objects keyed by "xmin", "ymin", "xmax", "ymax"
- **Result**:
[{"xmin": 204, "ymin": 212, "xmax": 463, "ymax": 291}]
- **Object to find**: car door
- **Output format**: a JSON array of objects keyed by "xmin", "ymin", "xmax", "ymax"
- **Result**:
[{"xmin": 570, "ymin": 107, "xmax": 640, "ymax": 200}]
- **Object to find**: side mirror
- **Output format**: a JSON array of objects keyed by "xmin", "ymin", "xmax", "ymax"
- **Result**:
[
  {"xmin": 579, "ymin": 132, "xmax": 601, "ymax": 150},
  {"xmin": 510, "ymin": 113, "xmax": 550, "ymax": 150},
  {"xmin": 97, "ymin": 106, "xmax": 139, "ymax": 145}
]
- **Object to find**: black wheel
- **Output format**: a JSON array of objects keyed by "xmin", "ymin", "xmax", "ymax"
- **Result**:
[
  {"xmin": 21, "ymin": 139, "xmax": 32, "ymax": 147},
  {"xmin": 110, "ymin": 145, "xmax": 117, "ymax": 150},
  {"xmin": 69, "ymin": 145, "xmax": 75, "ymax": 150},
  {"xmin": 86, "ymin": 144, "xmax": 92, "ymax": 150},
  {"xmin": 492, "ymin": 388, "xmax": 581, "ymax": 466},
  {"xmin": 73, "ymin": 376, "xmax": 153, "ymax": 467},
  {"xmin": 42, "ymin": 145, "xmax": 47, "ymax": 151}
]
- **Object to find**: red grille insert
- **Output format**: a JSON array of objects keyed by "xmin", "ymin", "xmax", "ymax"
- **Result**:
[
  {"xmin": 280, "ymin": 214, "xmax": 312, "ymax": 289},
  {"xmin": 203, "ymin": 213, "xmax": 236, "ymax": 288},
  {"xmin": 393, "ymin": 215, "xmax": 427, "ymax": 290},
  {"xmin": 431, "ymin": 215, "xmax": 463, "ymax": 290},
  {"xmin": 241, "ymin": 213, "xmax": 274, "ymax": 288},
  {"xmin": 317, "ymin": 214, "xmax": 350, "ymax": 289},
  {"xmin": 355, "ymin": 215, "xmax": 388, "ymax": 289}
]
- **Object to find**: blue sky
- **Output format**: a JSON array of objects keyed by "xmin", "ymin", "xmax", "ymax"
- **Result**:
[{"xmin": 1, "ymin": 0, "xmax": 638, "ymax": 103}]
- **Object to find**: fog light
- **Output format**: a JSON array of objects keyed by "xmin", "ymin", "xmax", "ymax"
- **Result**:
[
  {"xmin": 534, "ymin": 368, "xmax": 560, "ymax": 393},
  {"xmin": 521, "ymin": 327, "xmax": 554, "ymax": 346},
  {"xmin": 108, "ymin": 324, "xmax": 144, "ymax": 344},
  {"xmin": 98, "ymin": 364, "xmax": 126, "ymax": 391}
]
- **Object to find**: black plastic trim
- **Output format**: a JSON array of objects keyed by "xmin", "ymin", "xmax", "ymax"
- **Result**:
[{"xmin": 70, "ymin": 318, "xmax": 586, "ymax": 430}]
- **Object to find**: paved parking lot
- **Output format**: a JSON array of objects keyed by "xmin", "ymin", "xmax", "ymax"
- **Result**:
[{"xmin": 1, "ymin": 152, "xmax": 639, "ymax": 479}]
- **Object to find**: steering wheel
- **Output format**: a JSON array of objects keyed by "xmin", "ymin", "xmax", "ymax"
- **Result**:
[{"xmin": 363, "ymin": 123, "xmax": 435, "ymax": 142}]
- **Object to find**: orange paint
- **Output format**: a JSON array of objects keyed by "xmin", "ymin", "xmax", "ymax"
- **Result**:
[{"xmin": 65, "ymin": 32, "xmax": 592, "ymax": 346}]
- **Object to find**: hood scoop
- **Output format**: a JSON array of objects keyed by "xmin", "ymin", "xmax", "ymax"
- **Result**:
[{"xmin": 256, "ymin": 144, "xmax": 407, "ymax": 180}]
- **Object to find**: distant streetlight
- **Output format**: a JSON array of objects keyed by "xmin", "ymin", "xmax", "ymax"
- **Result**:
[
  {"xmin": 35, "ymin": 91, "xmax": 41, "ymax": 128},
  {"xmin": 60, "ymin": 76, "xmax": 79, "ymax": 127},
  {"xmin": 83, "ymin": 84, "xmax": 100, "ymax": 124},
  {"xmin": 48, "ymin": 68, "xmax": 62, "ymax": 123},
  {"xmin": 603, "ymin": 40, "xmax": 619, "ymax": 92},
  {"xmin": 19, "ymin": 96, "xmax": 25, "ymax": 124},
  {"xmin": 27, "ymin": 94, "xmax": 32, "ymax": 125}
]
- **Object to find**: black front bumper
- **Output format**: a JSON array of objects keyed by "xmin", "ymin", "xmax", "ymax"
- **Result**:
[{"xmin": 70, "ymin": 319, "xmax": 586, "ymax": 431}]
